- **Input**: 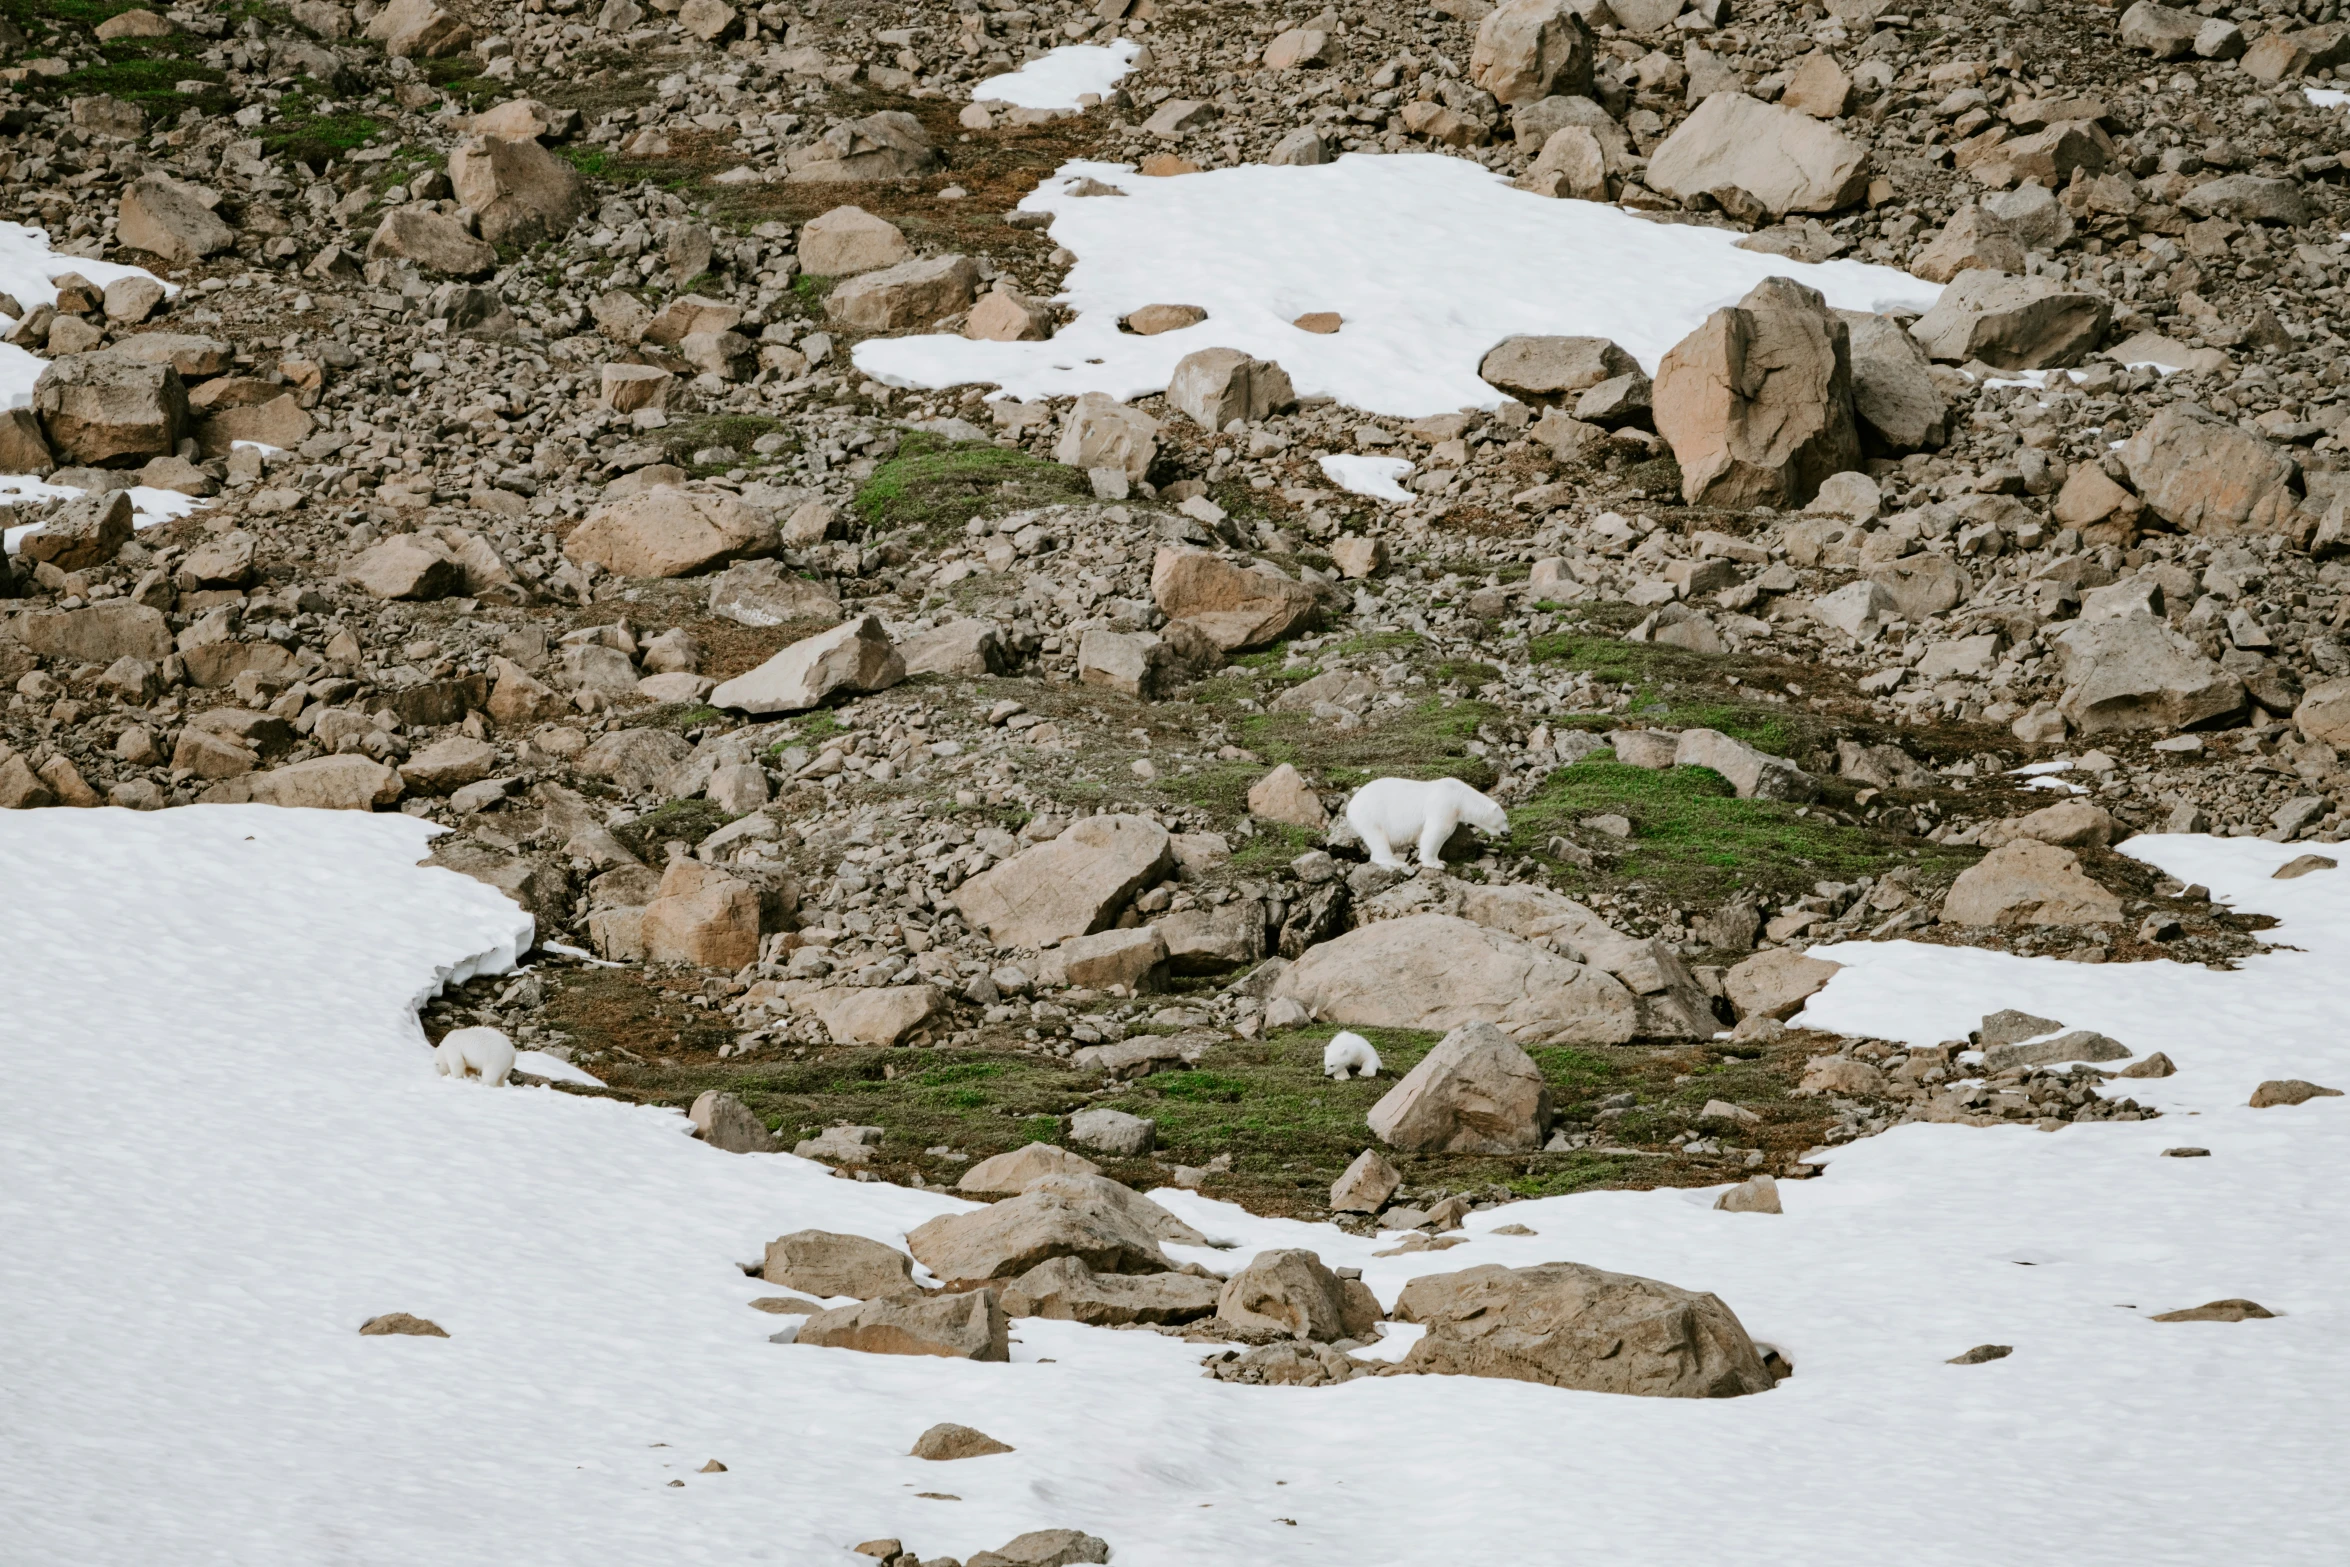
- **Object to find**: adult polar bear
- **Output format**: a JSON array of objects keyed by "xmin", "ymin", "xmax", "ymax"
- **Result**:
[{"xmin": 1345, "ymin": 776, "xmax": 1510, "ymax": 870}]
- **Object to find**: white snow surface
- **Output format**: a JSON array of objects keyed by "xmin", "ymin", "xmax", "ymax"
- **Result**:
[
  {"xmin": 971, "ymin": 40, "xmax": 1141, "ymax": 108},
  {"xmin": 1, "ymin": 480, "xmax": 206, "ymax": 553},
  {"xmin": 1319, "ymin": 452, "xmax": 1414, "ymax": 501},
  {"xmin": 5, "ymin": 813, "xmax": 2346, "ymax": 1565},
  {"xmin": 0, "ymin": 221, "xmax": 174, "ymax": 331},
  {"xmin": 856, "ymin": 154, "xmax": 1941, "ymax": 417}
]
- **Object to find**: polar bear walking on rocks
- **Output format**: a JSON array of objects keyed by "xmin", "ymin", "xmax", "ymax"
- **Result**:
[
  {"xmin": 434, "ymin": 1026, "xmax": 516, "ymax": 1086},
  {"xmin": 1345, "ymin": 776, "xmax": 1510, "ymax": 871},
  {"xmin": 1323, "ymin": 1030, "xmax": 1382, "ymax": 1080}
]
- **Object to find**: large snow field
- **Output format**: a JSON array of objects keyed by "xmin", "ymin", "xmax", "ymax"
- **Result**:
[
  {"xmin": 855, "ymin": 153, "xmax": 1942, "ymax": 417},
  {"xmin": 2, "ymin": 809, "xmax": 2343, "ymax": 1565}
]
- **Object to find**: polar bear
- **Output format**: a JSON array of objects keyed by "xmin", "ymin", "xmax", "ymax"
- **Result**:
[
  {"xmin": 433, "ymin": 1025, "xmax": 516, "ymax": 1086},
  {"xmin": 1345, "ymin": 776, "xmax": 1510, "ymax": 870},
  {"xmin": 1323, "ymin": 1030, "xmax": 1382, "ymax": 1080}
]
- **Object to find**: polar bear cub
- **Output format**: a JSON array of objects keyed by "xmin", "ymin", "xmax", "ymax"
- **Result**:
[
  {"xmin": 1345, "ymin": 776, "xmax": 1510, "ymax": 870},
  {"xmin": 1323, "ymin": 1030, "xmax": 1382, "ymax": 1080},
  {"xmin": 434, "ymin": 1025, "xmax": 516, "ymax": 1086}
]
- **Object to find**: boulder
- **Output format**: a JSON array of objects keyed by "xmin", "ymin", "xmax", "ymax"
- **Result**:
[
  {"xmin": 1941, "ymin": 840, "xmax": 2124, "ymax": 926},
  {"xmin": 1912, "ymin": 204, "xmax": 2027, "ymax": 284},
  {"xmin": 341, "ymin": 533, "xmax": 464, "ymax": 602},
  {"xmin": 1247, "ymin": 762, "xmax": 1328, "ymax": 827},
  {"xmin": 2248, "ymin": 1078, "xmax": 2343, "ymax": 1108},
  {"xmin": 690, "ymin": 1089, "xmax": 774, "ymax": 1153},
  {"xmin": 1150, "ymin": 547, "xmax": 1318, "ymax": 651},
  {"xmin": 800, "ymin": 984, "xmax": 946, "ymax": 1047},
  {"xmin": 710, "ymin": 615, "xmax": 904, "ymax": 714},
  {"xmin": 248, "ymin": 755, "xmax": 404, "ymax": 811},
  {"xmin": 6, "ymin": 602, "xmax": 172, "ymax": 663},
  {"xmin": 956, "ymin": 1141, "xmax": 1102, "ymax": 1195},
  {"xmin": 1038, "ymin": 928, "xmax": 1166, "ymax": 992},
  {"xmin": 579, "ymin": 727, "xmax": 691, "ymax": 794},
  {"xmin": 116, "ymin": 175, "xmax": 234, "ymax": 263},
  {"xmin": 399, "ymin": 736, "xmax": 498, "ymax": 793},
  {"xmin": 365, "ymin": 207, "xmax": 497, "ymax": 276},
  {"xmin": 1067, "ymin": 1106, "xmax": 1157, "ymax": 1157},
  {"xmin": 1469, "ymin": 0, "xmax": 1595, "ymax": 104},
  {"xmin": 1869, "ymin": 550, "xmax": 1968, "ymax": 621},
  {"xmin": 1453, "ymin": 881, "xmax": 1715, "ymax": 1038},
  {"xmin": 1076, "ymin": 626, "xmax": 1174, "ymax": 698},
  {"xmin": 1478, "ymin": 335, "xmax": 1637, "ymax": 404},
  {"xmin": 1981, "ymin": 1029, "xmax": 2131, "ymax": 1074},
  {"xmin": 1154, "ymin": 897, "xmax": 1269, "ymax": 974},
  {"xmin": 104, "ymin": 333, "xmax": 232, "ymax": 380},
  {"xmin": 1165, "ymin": 348, "xmax": 1294, "ymax": 428},
  {"xmin": 1653, "ymin": 277, "xmax": 1860, "ymax": 508},
  {"xmin": 447, "ymin": 134, "xmax": 589, "ymax": 247},
  {"xmin": 763, "ymin": 1230, "xmax": 917, "ymax": 1298},
  {"xmin": 2052, "ymin": 614, "xmax": 2244, "ymax": 734},
  {"xmin": 1647, "ymin": 91, "xmax": 1870, "ymax": 216},
  {"xmin": 1722, "ymin": 947, "xmax": 1840, "ymax": 1020},
  {"xmin": 2179, "ymin": 174, "xmax": 2308, "ymax": 226},
  {"xmin": 1715, "ymin": 1174, "xmax": 1782, "ymax": 1213},
  {"xmin": 358, "ymin": 1312, "xmax": 448, "ymax": 1337},
  {"xmin": 1393, "ymin": 1261, "xmax": 1775, "ymax": 1396},
  {"xmin": 564, "ymin": 486, "xmax": 776, "ymax": 579},
  {"xmin": 2294, "ymin": 678, "xmax": 2350, "ymax": 747},
  {"xmin": 195, "ymin": 394, "xmax": 314, "ymax": 458},
  {"xmin": 798, "ymin": 205, "xmax": 910, "ymax": 274},
  {"xmin": 1517, "ymin": 124, "xmax": 1611, "ymax": 200},
  {"xmin": 965, "ymin": 285, "xmax": 1054, "ymax": 342},
  {"xmin": 596, "ymin": 364, "xmax": 671, "ymax": 413},
  {"xmin": 1908, "ymin": 271, "xmax": 2111, "ymax": 370},
  {"xmin": 17, "ymin": 490, "xmax": 131, "ymax": 572},
  {"xmin": 903, "ymin": 618, "xmax": 1008, "ymax": 677},
  {"xmin": 640, "ymin": 859, "xmax": 763, "ymax": 969},
  {"xmin": 1982, "ymin": 799, "xmax": 2117, "ymax": 850},
  {"xmin": 905, "ymin": 1178, "xmax": 1172, "ymax": 1284},
  {"xmin": 708, "ymin": 557, "xmax": 841, "ymax": 628},
  {"xmin": 911, "ymin": 1423, "xmax": 1015, "ymax": 1460},
  {"xmin": 1217, "ymin": 1249, "xmax": 1381, "ymax": 1341},
  {"xmin": 2117, "ymin": 404, "xmax": 2301, "ymax": 536},
  {"xmin": 0, "ymin": 407, "xmax": 54, "ymax": 474},
  {"xmin": 1330, "ymin": 1148, "xmax": 1402, "ymax": 1212},
  {"xmin": 796, "ymin": 1290, "xmax": 1008, "ymax": 1361},
  {"xmin": 1276, "ymin": 914, "xmax": 1638, "ymax": 1046},
  {"xmin": 367, "ymin": 0, "xmax": 474, "ymax": 56},
  {"xmin": 953, "ymin": 814, "xmax": 1174, "ymax": 948},
  {"xmin": 1364, "ymin": 1019, "xmax": 1554, "ymax": 1152},
  {"xmin": 1054, "ymin": 393, "xmax": 1159, "ymax": 480},
  {"xmin": 2119, "ymin": 0, "xmax": 2202, "ymax": 56},
  {"xmin": 32, "ymin": 354, "xmax": 187, "ymax": 466},
  {"xmin": 785, "ymin": 110, "xmax": 940, "ymax": 182},
  {"xmin": 826, "ymin": 256, "xmax": 979, "ymax": 330},
  {"xmin": 968, "ymin": 1532, "xmax": 1111, "ymax": 1567},
  {"xmin": 1672, "ymin": 728, "xmax": 1815, "ymax": 801},
  {"xmin": 998, "ymin": 1255, "xmax": 1221, "ymax": 1326}
]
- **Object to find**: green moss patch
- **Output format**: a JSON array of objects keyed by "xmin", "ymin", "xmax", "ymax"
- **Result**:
[{"xmin": 852, "ymin": 431, "xmax": 1089, "ymax": 541}]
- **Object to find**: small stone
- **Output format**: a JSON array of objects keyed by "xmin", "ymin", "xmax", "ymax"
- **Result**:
[
  {"xmin": 2149, "ymin": 1299, "xmax": 2275, "ymax": 1323},
  {"xmin": 1713, "ymin": 1174, "xmax": 1781, "ymax": 1213},
  {"xmin": 1947, "ymin": 1343, "xmax": 2013, "ymax": 1364},
  {"xmin": 2248, "ymin": 1079, "xmax": 2343, "ymax": 1108},
  {"xmin": 911, "ymin": 1422, "xmax": 1015, "ymax": 1461},
  {"xmin": 2161, "ymin": 1146, "xmax": 2209, "ymax": 1158},
  {"xmin": 359, "ymin": 1312, "xmax": 448, "ymax": 1337},
  {"xmin": 2273, "ymin": 854, "xmax": 2338, "ymax": 880}
]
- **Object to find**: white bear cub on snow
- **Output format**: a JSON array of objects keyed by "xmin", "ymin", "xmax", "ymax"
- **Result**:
[
  {"xmin": 1345, "ymin": 776, "xmax": 1510, "ymax": 870},
  {"xmin": 434, "ymin": 1025, "xmax": 516, "ymax": 1086},
  {"xmin": 1323, "ymin": 1030, "xmax": 1382, "ymax": 1080}
]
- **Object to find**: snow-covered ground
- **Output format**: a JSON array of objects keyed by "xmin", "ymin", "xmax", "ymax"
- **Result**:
[
  {"xmin": 3, "ymin": 811, "xmax": 2343, "ymax": 1566},
  {"xmin": 856, "ymin": 153, "xmax": 1940, "ymax": 417},
  {"xmin": 971, "ymin": 41, "xmax": 1142, "ymax": 109}
]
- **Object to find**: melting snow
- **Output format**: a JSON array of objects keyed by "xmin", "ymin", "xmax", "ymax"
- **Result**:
[
  {"xmin": 856, "ymin": 153, "xmax": 1941, "ymax": 418},
  {"xmin": 3, "ymin": 811, "xmax": 2344, "ymax": 1564},
  {"xmin": 1319, "ymin": 453, "xmax": 1414, "ymax": 502},
  {"xmin": 971, "ymin": 40, "xmax": 1142, "ymax": 109}
]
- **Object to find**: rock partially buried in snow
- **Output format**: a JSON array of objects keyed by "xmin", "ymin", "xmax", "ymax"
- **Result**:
[
  {"xmin": 1215, "ymin": 1248, "xmax": 1381, "ymax": 1342},
  {"xmin": 797, "ymin": 1289, "xmax": 1009, "ymax": 1360},
  {"xmin": 911, "ymin": 1423, "xmax": 1014, "ymax": 1460},
  {"xmin": 1392, "ymin": 1261, "xmax": 1776, "ymax": 1397},
  {"xmin": 967, "ymin": 1529, "xmax": 1112, "ymax": 1567},
  {"xmin": 1942, "ymin": 841, "xmax": 2124, "ymax": 928},
  {"xmin": 710, "ymin": 615, "xmax": 905, "ymax": 714},
  {"xmin": 905, "ymin": 1177, "xmax": 1172, "ymax": 1285},
  {"xmin": 690, "ymin": 1089, "xmax": 774, "ymax": 1153},
  {"xmin": 764, "ymin": 1230, "xmax": 918, "ymax": 1299},
  {"xmin": 1714, "ymin": 1174, "xmax": 1782, "ymax": 1213},
  {"xmin": 1366, "ymin": 1020, "xmax": 1554, "ymax": 1153},
  {"xmin": 1275, "ymin": 914, "xmax": 1639, "ymax": 1046},
  {"xmin": 957, "ymin": 1141, "xmax": 1103, "ymax": 1195},
  {"xmin": 2248, "ymin": 1079, "xmax": 2343, "ymax": 1108},
  {"xmin": 358, "ymin": 1312, "xmax": 448, "ymax": 1337},
  {"xmin": 2150, "ymin": 1298, "xmax": 2276, "ymax": 1322},
  {"xmin": 2272, "ymin": 853, "xmax": 2339, "ymax": 880},
  {"xmin": 1982, "ymin": 1030, "xmax": 2131, "ymax": 1074}
]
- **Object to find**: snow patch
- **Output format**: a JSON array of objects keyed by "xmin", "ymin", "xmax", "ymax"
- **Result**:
[
  {"xmin": 1319, "ymin": 452, "xmax": 1414, "ymax": 502},
  {"xmin": 971, "ymin": 40, "xmax": 1141, "ymax": 109},
  {"xmin": 855, "ymin": 153, "xmax": 1941, "ymax": 418}
]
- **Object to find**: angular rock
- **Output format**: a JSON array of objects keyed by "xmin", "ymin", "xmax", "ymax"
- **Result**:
[
  {"xmin": 1039, "ymin": 928, "xmax": 1166, "ymax": 993},
  {"xmin": 763, "ymin": 1230, "xmax": 917, "ymax": 1298},
  {"xmin": 399, "ymin": 736, "xmax": 498, "ymax": 794},
  {"xmin": 1151, "ymin": 547, "xmax": 1318, "ymax": 651},
  {"xmin": 2119, "ymin": 0, "xmax": 2202, "ymax": 56},
  {"xmin": 2248, "ymin": 1079, "xmax": 2343, "ymax": 1108},
  {"xmin": 564, "ymin": 485, "xmax": 776, "ymax": 580},
  {"xmin": 1469, "ymin": 0, "xmax": 1595, "ymax": 104},
  {"xmin": 1067, "ymin": 1106, "xmax": 1156, "ymax": 1157},
  {"xmin": 17, "ymin": 490, "xmax": 131, "ymax": 572},
  {"xmin": 709, "ymin": 615, "xmax": 903, "ymax": 715},
  {"xmin": 2294, "ymin": 678, "xmax": 2350, "ymax": 748},
  {"xmin": 1722, "ymin": 947, "xmax": 1840, "ymax": 1020},
  {"xmin": 579, "ymin": 727, "xmax": 690, "ymax": 794},
  {"xmin": 826, "ymin": 255, "xmax": 979, "ymax": 331},
  {"xmin": 1217, "ymin": 1249, "xmax": 1380, "ymax": 1341},
  {"xmin": 1942, "ymin": 841, "xmax": 2123, "ymax": 926},
  {"xmin": 903, "ymin": 618, "xmax": 1007, "ymax": 677},
  {"xmin": 2118, "ymin": 404, "xmax": 2301, "ymax": 536},
  {"xmin": 1077, "ymin": 626, "xmax": 1173, "ymax": 698},
  {"xmin": 1276, "ymin": 914, "xmax": 1638, "ymax": 1046},
  {"xmin": 1912, "ymin": 204, "xmax": 2027, "ymax": 284},
  {"xmin": 248, "ymin": 755, "xmax": 404, "ymax": 811},
  {"xmin": 1330, "ymin": 1148, "xmax": 1402, "ymax": 1212},
  {"xmin": 447, "ymin": 134, "xmax": 589, "ymax": 247},
  {"xmin": 1909, "ymin": 271, "xmax": 2111, "ymax": 370},
  {"xmin": 998, "ymin": 1255, "xmax": 1220, "ymax": 1326},
  {"xmin": 1478, "ymin": 335, "xmax": 1637, "ymax": 404},
  {"xmin": 1654, "ymin": 277, "xmax": 1860, "ymax": 508},
  {"xmin": 640, "ymin": 859, "xmax": 763, "ymax": 969},
  {"xmin": 2053, "ymin": 615, "xmax": 2245, "ymax": 735},
  {"xmin": 116, "ymin": 175, "xmax": 234, "ymax": 264},
  {"xmin": 1672, "ymin": 728, "xmax": 1815, "ymax": 801},
  {"xmin": 1393, "ymin": 1261, "xmax": 1774, "ymax": 1397},
  {"xmin": 1248, "ymin": 762, "xmax": 1328, "ymax": 828},
  {"xmin": 7, "ymin": 602, "xmax": 172, "ymax": 663},
  {"xmin": 1647, "ymin": 91, "xmax": 1871, "ymax": 216},
  {"xmin": 1517, "ymin": 124, "xmax": 1610, "ymax": 200},
  {"xmin": 785, "ymin": 110, "xmax": 940, "ymax": 182},
  {"xmin": 2179, "ymin": 174, "xmax": 2308, "ymax": 227},
  {"xmin": 956, "ymin": 1142, "xmax": 1102, "ymax": 1196},
  {"xmin": 905, "ymin": 1178, "xmax": 1171, "ymax": 1284},
  {"xmin": 367, "ymin": 0, "xmax": 474, "ymax": 56},
  {"xmin": 690, "ymin": 1089, "xmax": 774, "ymax": 1153},
  {"xmin": 365, "ymin": 207, "xmax": 497, "ymax": 277},
  {"xmin": 797, "ymin": 1290, "xmax": 1008, "ymax": 1361},
  {"xmin": 1165, "ymin": 348, "xmax": 1293, "ymax": 429},
  {"xmin": 801, "ymin": 984, "xmax": 945, "ymax": 1047},
  {"xmin": 32, "ymin": 354, "xmax": 186, "ymax": 466},
  {"xmin": 1054, "ymin": 392, "xmax": 1159, "ymax": 480},
  {"xmin": 1365, "ymin": 1019, "xmax": 1553, "ymax": 1152},
  {"xmin": 798, "ymin": 205, "xmax": 910, "ymax": 275},
  {"xmin": 912, "ymin": 1423, "xmax": 1014, "ymax": 1461},
  {"xmin": 1981, "ymin": 1029, "xmax": 2131, "ymax": 1074},
  {"xmin": 1714, "ymin": 1174, "xmax": 1782, "ymax": 1213},
  {"xmin": 954, "ymin": 814, "xmax": 1173, "ymax": 948}
]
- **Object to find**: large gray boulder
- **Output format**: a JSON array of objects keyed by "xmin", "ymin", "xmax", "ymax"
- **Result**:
[
  {"xmin": 1150, "ymin": 546, "xmax": 1319, "ymax": 652},
  {"xmin": 2052, "ymin": 614, "xmax": 2245, "ymax": 735},
  {"xmin": 117, "ymin": 174, "xmax": 235, "ymax": 263},
  {"xmin": 1941, "ymin": 841, "xmax": 2125, "ymax": 927},
  {"xmin": 1216, "ymin": 1248, "xmax": 1382, "ymax": 1341},
  {"xmin": 953, "ymin": 814, "xmax": 1173, "ymax": 949},
  {"xmin": 1274, "ymin": 913, "xmax": 1638, "ymax": 1045},
  {"xmin": 1673, "ymin": 728, "xmax": 1816, "ymax": 801},
  {"xmin": 1451, "ymin": 880, "xmax": 1715, "ymax": 1038},
  {"xmin": 1478, "ymin": 335, "xmax": 1638, "ymax": 404},
  {"xmin": 1365, "ymin": 1020, "xmax": 1554, "ymax": 1153},
  {"xmin": 1165, "ymin": 348, "xmax": 1294, "ymax": 428},
  {"xmin": 1000, "ymin": 1255, "xmax": 1221, "ymax": 1325},
  {"xmin": 956, "ymin": 1141, "xmax": 1102, "ymax": 1195},
  {"xmin": 447, "ymin": 132, "xmax": 589, "ymax": 247},
  {"xmin": 32, "ymin": 353, "xmax": 187, "ymax": 466},
  {"xmin": 904, "ymin": 1175, "xmax": 1176, "ymax": 1285},
  {"xmin": 1392, "ymin": 1261, "xmax": 1776, "ymax": 1397},
  {"xmin": 1653, "ymin": 277, "xmax": 1860, "ymax": 509},
  {"xmin": 1909, "ymin": 271, "xmax": 2110, "ymax": 370},
  {"xmin": 796, "ymin": 1289, "xmax": 1008, "ymax": 1360},
  {"xmin": 1837, "ymin": 310, "xmax": 1947, "ymax": 451},
  {"xmin": 785, "ymin": 109, "xmax": 941, "ymax": 181},
  {"xmin": 709, "ymin": 615, "xmax": 905, "ymax": 714},
  {"xmin": 763, "ymin": 1229, "xmax": 918, "ymax": 1299},
  {"xmin": 1646, "ymin": 91, "xmax": 1871, "ymax": 216},
  {"xmin": 2117, "ymin": 403, "xmax": 2302, "ymax": 536},
  {"xmin": 564, "ymin": 485, "xmax": 777, "ymax": 579}
]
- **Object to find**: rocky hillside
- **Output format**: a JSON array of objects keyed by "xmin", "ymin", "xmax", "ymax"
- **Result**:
[{"xmin": 2, "ymin": 0, "xmax": 2343, "ymax": 1217}]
